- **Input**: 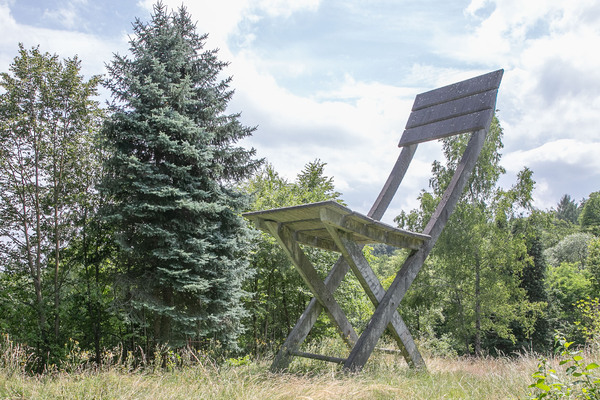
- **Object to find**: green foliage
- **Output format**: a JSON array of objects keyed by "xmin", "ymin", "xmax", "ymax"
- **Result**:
[
  {"xmin": 512, "ymin": 213, "xmax": 552, "ymax": 349},
  {"xmin": 0, "ymin": 43, "xmax": 103, "ymax": 363},
  {"xmin": 545, "ymin": 263, "xmax": 594, "ymax": 342},
  {"xmin": 556, "ymin": 195, "xmax": 581, "ymax": 225},
  {"xmin": 100, "ymin": 3, "xmax": 260, "ymax": 350},
  {"xmin": 588, "ymin": 238, "xmax": 600, "ymax": 293},
  {"xmin": 581, "ymin": 192, "xmax": 600, "ymax": 236},
  {"xmin": 396, "ymin": 117, "xmax": 545, "ymax": 356},
  {"xmin": 545, "ymin": 233, "xmax": 594, "ymax": 270},
  {"xmin": 575, "ymin": 297, "xmax": 600, "ymax": 349},
  {"xmin": 240, "ymin": 160, "xmax": 359, "ymax": 354},
  {"xmin": 527, "ymin": 335, "xmax": 599, "ymax": 399}
]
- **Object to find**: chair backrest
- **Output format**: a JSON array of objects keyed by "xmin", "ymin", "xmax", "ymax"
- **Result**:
[
  {"xmin": 398, "ymin": 69, "xmax": 503, "ymax": 147},
  {"xmin": 368, "ymin": 69, "xmax": 503, "ymax": 221}
]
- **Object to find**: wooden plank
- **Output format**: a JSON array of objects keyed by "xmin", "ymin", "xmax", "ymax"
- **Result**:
[
  {"xmin": 295, "ymin": 231, "xmax": 339, "ymax": 252},
  {"xmin": 344, "ymin": 129, "xmax": 488, "ymax": 371},
  {"xmin": 271, "ymin": 257, "xmax": 351, "ymax": 371},
  {"xmin": 320, "ymin": 205, "xmax": 429, "ymax": 250},
  {"xmin": 405, "ymin": 89, "xmax": 497, "ymax": 129},
  {"xmin": 411, "ymin": 69, "xmax": 503, "ymax": 111},
  {"xmin": 324, "ymin": 227, "xmax": 426, "ymax": 368},
  {"xmin": 399, "ymin": 109, "xmax": 493, "ymax": 147},
  {"xmin": 248, "ymin": 201, "xmax": 428, "ymax": 251},
  {"xmin": 368, "ymin": 144, "xmax": 417, "ymax": 220},
  {"xmin": 264, "ymin": 221, "xmax": 359, "ymax": 347},
  {"xmin": 244, "ymin": 200, "xmax": 348, "ymax": 223},
  {"xmin": 290, "ymin": 350, "xmax": 346, "ymax": 364}
]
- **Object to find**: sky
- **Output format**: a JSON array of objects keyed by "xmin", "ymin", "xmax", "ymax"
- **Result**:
[{"xmin": 1, "ymin": 0, "xmax": 599, "ymax": 224}]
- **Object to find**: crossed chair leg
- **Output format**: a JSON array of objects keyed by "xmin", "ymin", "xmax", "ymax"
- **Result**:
[{"xmin": 266, "ymin": 219, "xmax": 425, "ymax": 372}]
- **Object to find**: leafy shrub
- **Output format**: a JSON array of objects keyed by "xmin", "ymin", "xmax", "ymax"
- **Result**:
[
  {"xmin": 527, "ymin": 335, "xmax": 599, "ymax": 399},
  {"xmin": 575, "ymin": 297, "xmax": 600, "ymax": 349}
]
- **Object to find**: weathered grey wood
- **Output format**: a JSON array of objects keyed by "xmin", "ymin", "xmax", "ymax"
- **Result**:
[
  {"xmin": 270, "ymin": 147, "xmax": 419, "ymax": 371},
  {"xmin": 253, "ymin": 217, "xmax": 341, "ymax": 252},
  {"xmin": 319, "ymin": 207, "xmax": 429, "ymax": 250},
  {"xmin": 267, "ymin": 69, "xmax": 503, "ymax": 373},
  {"xmin": 290, "ymin": 350, "xmax": 347, "ymax": 364},
  {"xmin": 368, "ymin": 144, "xmax": 417, "ymax": 220},
  {"xmin": 406, "ymin": 89, "xmax": 497, "ymax": 129},
  {"xmin": 270, "ymin": 258, "xmax": 350, "ymax": 371},
  {"xmin": 322, "ymin": 224, "xmax": 426, "ymax": 368},
  {"xmin": 398, "ymin": 69, "xmax": 502, "ymax": 147},
  {"xmin": 399, "ymin": 110, "xmax": 492, "ymax": 147},
  {"xmin": 295, "ymin": 232, "xmax": 339, "ymax": 252},
  {"xmin": 411, "ymin": 69, "xmax": 503, "ymax": 111},
  {"xmin": 344, "ymin": 129, "xmax": 488, "ymax": 371},
  {"xmin": 247, "ymin": 201, "xmax": 427, "ymax": 251},
  {"xmin": 264, "ymin": 221, "xmax": 359, "ymax": 347}
]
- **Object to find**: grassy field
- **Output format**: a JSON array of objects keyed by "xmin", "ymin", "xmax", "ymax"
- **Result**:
[
  {"xmin": 0, "ymin": 352, "xmax": 546, "ymax": 399},
  {"xmin": 1, "ymin": 335, "xmax": 598, "ymax": 400}
]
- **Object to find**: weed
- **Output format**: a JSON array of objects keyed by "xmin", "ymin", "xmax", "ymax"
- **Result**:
[{"xmin": 527, "ymin": 335, "xmax": 600, "ymax": 399}]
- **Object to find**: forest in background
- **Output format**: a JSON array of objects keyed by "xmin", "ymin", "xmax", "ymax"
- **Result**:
[{"xmin": 0, "ymin": 3, "xmax": 599, "ymax": 373}]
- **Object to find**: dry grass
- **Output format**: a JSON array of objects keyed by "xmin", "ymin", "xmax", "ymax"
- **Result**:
[
  {"xmin": 0, "ymin": 353, "xmax": 543, "ymax": 399},
  {"xmin": 2, "ymin": 334, "xmax": 597, "ymax": 400}
]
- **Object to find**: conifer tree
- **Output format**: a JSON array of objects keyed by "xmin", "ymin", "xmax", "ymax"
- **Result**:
[
  {"xmin": 580, "ymin": 192, "xmax": 600, "ymax": 235},
  {"xmin": 555, "ymin": 194, "xmax": 579, "ymax": 224},
  {"xmin": 101, "ymin": 3, "xmax": 260, "ymax": 349}
]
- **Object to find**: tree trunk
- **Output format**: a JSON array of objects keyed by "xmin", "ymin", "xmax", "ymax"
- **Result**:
[
  {"xmin": 455, "ymin": 290, "xmax": 469, "ymax": 355},
  {"xmin": 474, "ymin": 254, "xmax": 482, "ymax": 357}
]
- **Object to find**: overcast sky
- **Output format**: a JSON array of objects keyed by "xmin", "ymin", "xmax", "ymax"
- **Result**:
[{"xmin": 1, "ymin": 0, "xmax": 599, "ymax": 223}]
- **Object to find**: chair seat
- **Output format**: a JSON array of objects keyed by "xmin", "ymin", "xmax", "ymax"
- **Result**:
[{"xmin": 244, "ymin": 200, "xmax": 430, "ymax": 252}]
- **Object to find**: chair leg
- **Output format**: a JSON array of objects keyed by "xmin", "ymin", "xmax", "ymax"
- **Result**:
[
  {"xmin": 271, "ymin": 144, "xmax": 419, "ymax": 371},
  {"xmin": 265, "ymin": 222, "xmax": 358, "ymax": 346},
  {"xmin": 326, "ymin": 227, "xmax": 426, "ymax": 369},
  {"xmin": 270, "ymin": 255, "xmax": 351, "ymax": 371},
  {"xmin": 344, "ymin": 129, "xmax": 488, "ymax": 371}
]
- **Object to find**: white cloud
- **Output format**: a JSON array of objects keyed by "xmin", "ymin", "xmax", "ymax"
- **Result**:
[
  {"xmin": 0, "ymin": 3, "xmax": 125, "ymax": 79},
  {"xmin": 251, "ymin": 0, "xmax": 320, "ymax": 18},
  {"xmin": 42, "ymin": 5, "xmax": 79, "ymax": 30},
  {"xmin": 503, "ymin": 139, "xmax": 600, "ymax": 172},
  {"xmin": 501, "ymin": 139, "xmax": 600, "ymax": 209},
  {"xmin": 2, "ymin": 0, "xmax": 598, "ymax": 218},
  {"xmin": 138, "ymin": 0, "xmax": 321, "ymax": 57}
]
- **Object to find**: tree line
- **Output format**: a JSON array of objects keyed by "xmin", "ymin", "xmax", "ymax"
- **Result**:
[{"xmin": 0, "ymin": 3, "xmax": 599, "ymax": 370}]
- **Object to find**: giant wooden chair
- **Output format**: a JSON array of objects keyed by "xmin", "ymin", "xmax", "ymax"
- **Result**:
[{"xmin": 244, "ymin": 69, "xmax": 504, "ymax": 371}]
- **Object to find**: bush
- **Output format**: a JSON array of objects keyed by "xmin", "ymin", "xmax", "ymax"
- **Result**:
[{"xmin": 527, "ymin": 335, "xmax": 599, "ymax": 399}]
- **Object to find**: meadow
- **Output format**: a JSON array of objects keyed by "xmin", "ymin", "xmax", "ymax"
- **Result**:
[{"xmin": 2, "ymin": 332, "xmax": 599, "ymax": 400}]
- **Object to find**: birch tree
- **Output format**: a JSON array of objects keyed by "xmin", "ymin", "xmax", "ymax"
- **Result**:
[{"xmin": 0, "ymin": 44, "xmax": 102, "ymax": 359}]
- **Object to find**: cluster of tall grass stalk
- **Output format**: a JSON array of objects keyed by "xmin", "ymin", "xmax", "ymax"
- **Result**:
[{"xmin": 1, "ymin": 333, "xmax": 598, "ymax": 399}]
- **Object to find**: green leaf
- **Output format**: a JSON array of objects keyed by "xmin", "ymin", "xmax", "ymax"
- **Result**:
[
  {"xmin": 585, "ymin": 362, "xmax": 599, "ymax": 370},
  {"xmin": 573, "ymin": 355, "xmax": 583, "ymax": 361},
  {"xmin": 535, "ymin": 382, "xmax": 551, "ymax": 392}
]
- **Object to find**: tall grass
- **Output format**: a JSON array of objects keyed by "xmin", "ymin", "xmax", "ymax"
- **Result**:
[{"xmin": 1, "ymin": 334, "xmax": 598, "ymax": 400}]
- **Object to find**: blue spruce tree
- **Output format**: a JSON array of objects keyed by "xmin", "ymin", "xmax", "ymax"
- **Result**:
[{"xmin": 101, "ymin": 2, "xmax": 261, "ymax": 349}]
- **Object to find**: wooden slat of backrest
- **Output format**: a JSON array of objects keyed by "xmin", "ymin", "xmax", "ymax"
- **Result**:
[
  {"xmin": 398, "ymin": 69, "xmax": 503, "ymax": 147},
  {"xmin": 412, "ymin": 69, "xmax": 503, "ymax": 111},
  {"xmin": 405, "ymin": 89, "xmax": 497, "ymax": 129},
  {"xmin": 400, "ymin": 110, "xmax": 494, "ymax": 148}
]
